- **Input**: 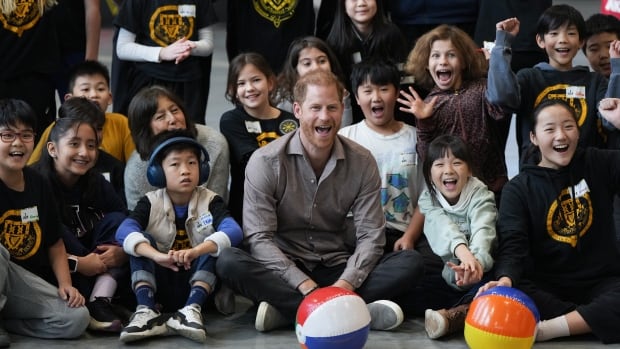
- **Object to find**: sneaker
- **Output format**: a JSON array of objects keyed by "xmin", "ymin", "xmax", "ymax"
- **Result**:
[
  {"xmin": 119, "ymin": 306, "xmax": 168, "ymax": 343},
  {"xmin": 166, "ymin": 304, "xmax": 207, "ymax": 343},
  {"xmin": 0, "ymin": 322, "xmax": 9, "ymax": 348},
  {"xmin": 424, "ymin": 303, "xmax": 469, "ymax": 339},
  {"xmin": 367, "ymin": 300, "xmax": 404, "ymax": 331},
  {"xmin": 86, "ymin": 297, "xmax": 123, "ymax": 332},
  {"xmin": 255, "ymin": 301, "xmax": 289, "ymax": 332}
]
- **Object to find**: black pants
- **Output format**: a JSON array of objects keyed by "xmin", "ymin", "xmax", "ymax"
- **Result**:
[
  {"xmin": 216, "ymin": 247, "xmax": 424, "ymax": 320},
  {"xmin": 517, "ymin": 276, "xmax": 620, "ymax": 344}
]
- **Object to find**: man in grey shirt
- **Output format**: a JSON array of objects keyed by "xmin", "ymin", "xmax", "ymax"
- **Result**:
[{"xmin": 217, "ymin": 70, "xmax": 423, "ymax": 332}]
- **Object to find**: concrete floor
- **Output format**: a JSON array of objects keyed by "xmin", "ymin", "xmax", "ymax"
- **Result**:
[
  {"xmin": 12, "ymin": 0, "xmax": 617, "ymax": 348},
  {"xmin": 5, "ymin": 304, "xmax": 616, "ymax": 349}
]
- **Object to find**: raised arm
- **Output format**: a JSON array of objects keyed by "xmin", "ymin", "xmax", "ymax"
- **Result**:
[{"xmin": 486, "ymin": 17, "xmax": 522, "ymax": 111}]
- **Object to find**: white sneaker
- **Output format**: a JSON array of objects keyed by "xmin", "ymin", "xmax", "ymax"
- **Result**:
[
  {"xmin": 424, "ymin": 304, "xmax": 468, "ymax": 339},
  {"xmin": 166, "ymin": 304, "xmax": 207, "ymax": 343},
  {"xmin": 119, "ymin": 306, "xmax": 168, "ymax": 343},
  {"xmin": 255, "ymin": 301, "xmax": 289, "ymax": 332},
  {"xmin": 367, "ymin": 300, "xmax": 404, "ymax": 331}
]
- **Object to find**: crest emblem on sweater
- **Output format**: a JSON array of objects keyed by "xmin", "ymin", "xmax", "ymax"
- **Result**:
[
  {"xmin": 279, "ymin": 119, "xmax": 298, "ymax": 134},
  {"xmin": 546, "ymin": 184, "xmax": 592, "ymax": 247},
  {"xmin": 149, "ymin": 5, "xmax": 195, "ymax": 47},
  {"xmin": 0, "ymin": 0, "xmax": 41, "ymax": 37},
  {"xmin": 535, "ymin": 84, "xmax": 587, "ymax": 127},
  {"xmin": 0, "ymin": 209, "xmax": 42, "ymax": 260},
  {"xmin": 252, "ymin": 0, "xmax": 297, "ymax": 28}
]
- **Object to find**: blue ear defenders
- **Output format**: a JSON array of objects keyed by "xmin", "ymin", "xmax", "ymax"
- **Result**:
[{"xmin": 146, "ymin": 137, "xmax": 210, "ymax": 188}]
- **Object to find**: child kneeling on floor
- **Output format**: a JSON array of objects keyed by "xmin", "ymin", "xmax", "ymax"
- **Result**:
[{"xmin": 115, "ymin": 130, "xmax": 242, "ymax": 343}]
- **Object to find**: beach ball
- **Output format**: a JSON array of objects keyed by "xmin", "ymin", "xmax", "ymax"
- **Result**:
[
  {"xmin": 465, "ymin": 286, "xmax": 540, "ymax": 349},
  {"xmin": 296, "ymin": 286, "xmax": 370, "ymax": 349}
]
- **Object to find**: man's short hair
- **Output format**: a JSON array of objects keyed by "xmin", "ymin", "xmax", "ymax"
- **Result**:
[{"xmin": 293, "ymin": 70, "xmax": 345, "ymax": 105}]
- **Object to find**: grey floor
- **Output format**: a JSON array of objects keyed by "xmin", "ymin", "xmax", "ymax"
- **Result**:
[{"xmin": 11, "ymin": 0, "xmax": 619, "ymax": 348}]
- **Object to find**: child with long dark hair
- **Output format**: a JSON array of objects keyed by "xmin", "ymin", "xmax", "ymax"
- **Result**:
[{"xmin": 31, "ymin": 98, "xmax": 129, "ymax": 333}]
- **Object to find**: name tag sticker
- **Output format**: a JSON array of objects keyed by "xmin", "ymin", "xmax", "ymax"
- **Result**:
[
  {"xmin": 21, "ymin": 206, "xmax": 39, "ymax": 223},
  {"xmin": 400, "ymin": 152, "xmax": 417, "ymax": 166},
  {"xmin": 194, "ymin": 212, "xmax": 213, "ymax": 231},
  {"xmin": 566, "ymin": 86, "xmax": 586, "ymax": 99},
  {"xmin": 178, "ymin": 5, "xmax": 196, "ymax": 17},
  {"xmin": 245, "ymin": 120, "xmax": 262, "ymax": 133},
  {"xmin": 573, "ymin": 179, "xmax": 590, "ymax": 198}
]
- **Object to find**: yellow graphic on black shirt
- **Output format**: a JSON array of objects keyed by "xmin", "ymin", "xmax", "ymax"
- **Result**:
[
  {"xmin": 256, "ymin": 131, "xmax": 281, "ymax": 147},
  {"xmin": 172, "ymin": 228, "xmax": 191, "ymax": 251},
  {"xmin": 0, "ymin": 0, "xmax": 41, "ymax": 37},
  {"xmin": 534, "ymin": 84, "xmax": 587, "ymax": 127},
  {"xmin": 279, "ymin": 119, "xmax": 298, "ymax": 134},
  {"xmin": 149, "ymin": 5, "xmax": 194, "ymax": 47},
  {"xmin": 546, "ymin": 187, "xmax": 592, "ymax": 247},
  {"xmin": 252, "ymin": 0, "xmax": 297, "ymax": 28},
  {"xmin": 0, "ymin": 209, "xmax": 42, "ymax": 260}
]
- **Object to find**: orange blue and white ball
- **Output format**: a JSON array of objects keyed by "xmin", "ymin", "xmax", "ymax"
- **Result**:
[
  {"xmin": 465, "ymin": 286, "xmax": 540, "ymax": 349},
  {"xmin": 296, "ymin": 286, "xmax": 370, "ymax": 349}
]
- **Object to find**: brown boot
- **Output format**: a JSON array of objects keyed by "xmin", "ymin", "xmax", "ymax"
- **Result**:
[{"xmin": 424, "ymin": 303, "xmax": 469, "ymax": 339}]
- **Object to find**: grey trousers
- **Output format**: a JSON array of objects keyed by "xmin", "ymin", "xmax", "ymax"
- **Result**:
[{"xmin": 0, "ymin": 246, "xmax": 89, "ymax": 339}]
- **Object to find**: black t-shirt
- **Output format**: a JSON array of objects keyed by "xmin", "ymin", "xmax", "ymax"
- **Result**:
[
  {"xmin": 114, "ymin": 0, "xmax": 214, "ymax": 81},
  {"xmin": 226, "ymin": 0, "xmax": 315, "ymax": 72},
  {"xmin": 219, "ymin": 106, "xmax": 298, "ymax": 221},
  {"xmin": 0, "ymin": 3, "xmax": 60, "ymax": 79},
  {"xmin": 0, "ymin": 168, "xmax": 62, "ymax": 281},
  {"xmin": 53, "ymin": 0, "xmax": 86, "ymax": 53}
]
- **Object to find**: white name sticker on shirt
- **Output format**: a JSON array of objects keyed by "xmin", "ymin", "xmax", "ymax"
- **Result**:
[
  {"xmin": 400, "ymin": 152, "xmax": 417, "ymax": 166},
  {"xmin": 566, "ymin": 86, "xmax": 586, "ymax": 99},
  {"xmin": 352, "ymin": 51, "xmax": 362, "ymax": 64},
  {"xmin": 21, "ymin": 206, "xmax": 39, "ymax": 223},
  {"xmin": 178, "ymin": 5, "xmax": 196, "ymax": 17},
  {"xmin": 245, "ymin": 120, "xmax": 262, "ymax": 134},
  {"xmin": 194, "ymin": 212, "xmax": 213, "ymax": 231},
  {"xmin": 572, "ymin": 179, "xmax": 590, "ymax": 198}
]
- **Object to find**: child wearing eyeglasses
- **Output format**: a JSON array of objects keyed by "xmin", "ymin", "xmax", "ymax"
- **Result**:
[{"xmin": 0, "ymin": 98, "xmax": 89, "ymax": 346}]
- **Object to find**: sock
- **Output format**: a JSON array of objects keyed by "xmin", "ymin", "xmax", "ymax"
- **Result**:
[
  {"xmin": 185, "ymin": 285, "xmax": 209, "ymax": 308},
  {"xmin": 89, "ymin": 273, "xmax": 117, "ymax": 302},
  {"xmin": 135, "ymin": 285, "xmax": 156, "ymax": 310},
  {"xmin": 536, "ymin": 316, "xmax": 570, "ymax": 342}
]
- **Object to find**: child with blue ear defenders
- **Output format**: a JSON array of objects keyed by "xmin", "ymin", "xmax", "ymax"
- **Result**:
[{"xmin": 115, "ymin": 129, "xmax": 242, "ymax": 343}]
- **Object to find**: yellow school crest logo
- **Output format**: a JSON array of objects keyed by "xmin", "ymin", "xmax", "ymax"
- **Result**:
[
  {"xmin": 0, "ymin": 0, "xmax": 41, "ymax": 37},
  {"xmin": 546, "ymin": 186, "xmax": 592, "ymax": 247},
  {"xmin": 149, "ymin": 5, "xmax": 195, "ymax": 47},
  {"xmin": 279, "ymin": 119, "xmax": 298, "ymax": 134},
  {"xmin": 534, "ymin": 84, "xmax": 588, "ymax": 127},
  {"xmin": 253, "ymin": 0, "xmax": 297, "ymax": 28},
  {"xmin": 0, "ymin": 209, "xmax": 41, "ymax": 260}
]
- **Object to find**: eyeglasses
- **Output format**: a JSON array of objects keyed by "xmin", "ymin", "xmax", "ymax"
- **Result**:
[{"xmin": 0, "ymin": 131, "xmax": 36, "ymax": 143}]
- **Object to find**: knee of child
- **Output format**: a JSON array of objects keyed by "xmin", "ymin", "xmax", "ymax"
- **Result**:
[{"xmin": 58, "ymin": 305, "xmax": 90, "ymax": 338}]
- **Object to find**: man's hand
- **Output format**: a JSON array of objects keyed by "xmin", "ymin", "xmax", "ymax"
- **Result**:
[{"xmin": 332, "ymin": 279, "xmax": 355, "ymax": 292}]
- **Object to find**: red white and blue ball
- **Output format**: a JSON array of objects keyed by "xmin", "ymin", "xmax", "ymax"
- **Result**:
[
  {"xmin": 465, "ymin": 286, "xmax": 540, "ymax": 349},
  {"xmin": 296, "ymin": 286, "xmax": 370, "ymax": 349}
]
